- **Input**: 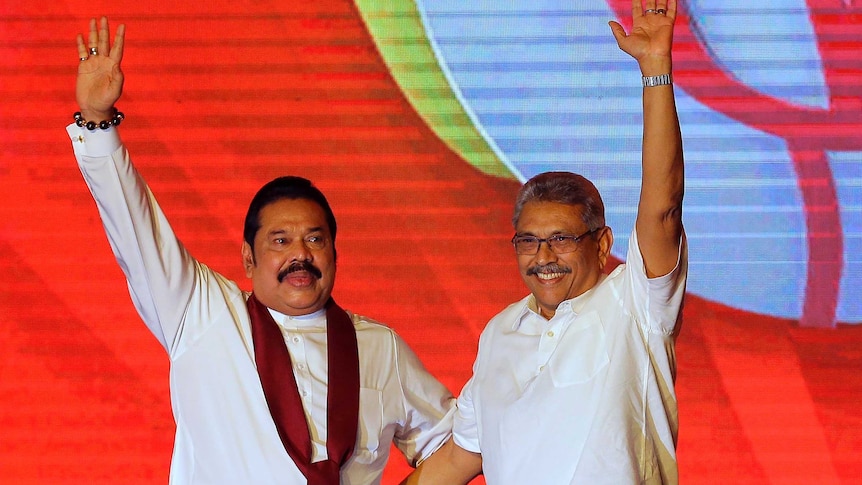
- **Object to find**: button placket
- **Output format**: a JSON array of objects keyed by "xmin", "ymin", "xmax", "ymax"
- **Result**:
[
  {"xmin": 285, "ymin": 328, "xmax": 312, "ymax": 400},
  {"xmin": 536, "ymin": 314, "xmax": 569, "ymax": 375}
]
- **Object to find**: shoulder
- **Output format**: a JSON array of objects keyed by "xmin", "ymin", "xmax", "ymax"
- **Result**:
[
  {"xmin": 479, "ymin": 296, "xmax": 531, "ymax": 338},
  {"xmin": 346, "ymin": 310, "xmax": 404, "ymax": 353},
  {"xmin": 349, "ymin": 311, "xmax": 396, "ymax": 335},
  {"xmin": 625, "ymin": 226, "xmax": 688, "ymax": 281},
  {"xmin": 491, "ymin": 296, "xmax": 531, "ymax": 323}
]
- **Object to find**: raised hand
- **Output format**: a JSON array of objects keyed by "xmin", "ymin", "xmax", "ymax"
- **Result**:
[
  {"xmin": 76, "ymin": 17, "xmax": 125, "ymax": 122},
  {"xmin": 609, "ymin": 0, "xmax": 676, "ymax": 75}
]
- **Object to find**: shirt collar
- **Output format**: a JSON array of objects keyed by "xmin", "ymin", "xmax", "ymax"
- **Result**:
[
  {"xmin": 513, "ymin": 274, "xmax": 608, "ymax": 331},
  {"xmin": 268, "ymin": 307, "xmax": 327, "ymax": 329}
]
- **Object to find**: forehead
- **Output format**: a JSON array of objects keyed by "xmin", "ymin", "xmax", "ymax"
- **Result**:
[
  {"xmin": 516, "ymin": 201, "xmax": 586, "ymax": 234},
  {"xmin": 258, "ymin": 198, "xmax": 330, "ymax": 232}
]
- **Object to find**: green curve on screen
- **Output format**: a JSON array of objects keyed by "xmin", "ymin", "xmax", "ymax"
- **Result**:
[{"xmin": 355, "ymin": 0, "xmax": 516, "ymax": 180}]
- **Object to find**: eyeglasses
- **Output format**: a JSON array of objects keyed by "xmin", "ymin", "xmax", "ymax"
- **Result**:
[{"xmin": 511, "ymin": 227, "xmax": 603, "ymax": 255}]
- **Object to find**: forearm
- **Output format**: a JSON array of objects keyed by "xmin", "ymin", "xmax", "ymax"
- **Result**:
[
  {"xmin": 640, "ymin": 67, "xmax": 684, "ymax": 217},
  {"xmin": 70, "ymin": 124, "xmax": 194, "ymax": 348},
  {"xmin": 641, "ymin": 53, "xmax": 683, "ymax": 195},
  {"xmin": 400, "ymin": 438, "xmax": 482, "ymax": 485},
  {"xmin": 637, "ymin": 55, "xmax": 685, "ymax": 277}
]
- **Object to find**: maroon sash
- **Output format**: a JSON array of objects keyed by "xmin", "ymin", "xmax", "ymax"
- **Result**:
[{"xmin": 247, "ymin": 294, "xmax": 359, "ymax": 484}]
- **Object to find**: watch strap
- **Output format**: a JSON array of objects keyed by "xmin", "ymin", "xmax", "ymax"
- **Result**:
[{"xmin": 642, "ymin": 73, "xmax": 673, "ymax": 87}]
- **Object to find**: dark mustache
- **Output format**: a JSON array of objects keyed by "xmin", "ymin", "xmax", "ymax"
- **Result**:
[
  {"xmin": 526, "ymin": 263, "xmax": 572, "ymax": 276},
  {"xmin": 277, "ymin": 261, "xmax": 322, "ymax": 282}
]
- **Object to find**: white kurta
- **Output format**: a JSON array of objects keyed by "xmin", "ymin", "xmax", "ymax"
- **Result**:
[
  {"xmin": 68, "ymin": 124, "xmax": 455, "ymax": 485},
  {"xmin": 454, "ymin": 229, "xmax": 687, "ymax": 485}
]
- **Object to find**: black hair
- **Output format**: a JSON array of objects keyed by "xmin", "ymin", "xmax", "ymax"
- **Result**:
[{"xmin": 243, "ymin": 176, "xmax": 337, "ymax": 259}]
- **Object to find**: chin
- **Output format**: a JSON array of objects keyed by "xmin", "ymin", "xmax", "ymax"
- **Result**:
[{"xmin": 285, "ymin": 292, "xmax": 329, "ymax": 309}]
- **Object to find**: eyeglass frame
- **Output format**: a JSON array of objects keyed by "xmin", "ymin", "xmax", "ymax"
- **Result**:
[{"xmin": 511, "ymin": 226, "xmax": 604, "ymax": 255}]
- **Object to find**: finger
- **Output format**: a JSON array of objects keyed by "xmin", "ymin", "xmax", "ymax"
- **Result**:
[
  {"xmin": 98, "ymin": 17, "xmax": 110, "ymax": 56},
  {"xmin": 88, "ymin": 18, "xmax": 98, "ymax": 54},
  {"xmin": 632, "ymin": 0, "xmax": 643, "ymax": 17},
  {"xmin": 644, "ymin": 0, "xmax": 657, "ymax": 13},
  {"xmin": 653, "ymin": 0, "xmax": 670, "ymax": 17},
  {"xmin": 110, "ymin": 23, "xmax": 126, "ymax": 63},
  {"xmin": 76, "ymin": 33, "xmax": 88, "ymax": 60},
  {"xmin": 665, "ymin": 0, "xmax": 677, "ymax": 20}
]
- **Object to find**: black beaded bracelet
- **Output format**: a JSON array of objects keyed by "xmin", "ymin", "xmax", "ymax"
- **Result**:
[{"xmin": 73, "ymin": 108, "xmax": 124, "ymax": 131}]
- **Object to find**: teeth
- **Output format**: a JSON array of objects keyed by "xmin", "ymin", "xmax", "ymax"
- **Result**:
[{"xmin": 537, "ymin": 272, "xmax": 564, "ymax": 280}]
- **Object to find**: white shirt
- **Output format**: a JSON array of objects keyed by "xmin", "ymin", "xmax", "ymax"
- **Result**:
[
  {"xmin": 68, "ymin": 124, "xmax": 455, "ymax": 485},
  {"xmin": 453, "ymin": 229, "xmax": 687, "ymax": 485}
]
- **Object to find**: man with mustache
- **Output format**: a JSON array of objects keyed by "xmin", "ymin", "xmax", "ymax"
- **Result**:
[
  {"xmin": 68, "ymin": 17, "xmax": 454, "ymax": 485},
  {"xmin": 404, "ymin": 0, "xmax": 687, "ymax": 484}
]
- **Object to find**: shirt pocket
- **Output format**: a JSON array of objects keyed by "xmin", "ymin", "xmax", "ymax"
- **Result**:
[
  {"xmin": 354, "ymin": 387, "xmax": 383, "ymax": 461},
  {"xmin": 548, "ymin": 311, "xmax": 610, "ymax": 387}
]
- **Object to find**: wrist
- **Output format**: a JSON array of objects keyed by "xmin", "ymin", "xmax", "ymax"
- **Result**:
[
  {"xmin": 642, "ymin": 73, "xmax": 673, "ymax": 87},
  {"xmin": 80, "ymin": 108, "xmax": 115, "ymax": 122},
  {"xmin": 637, "ymin": 54, "xmax": 672, "ymax": 78}
]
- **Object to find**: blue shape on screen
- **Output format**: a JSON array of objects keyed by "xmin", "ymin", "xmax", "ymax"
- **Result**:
[
  {"xmin": 686, "ymin": 0, "xmax": 828, "ymax": 109},
  {"xmin": 418, "ymin": 0, "xmax": 859, "ymax": 322},
  {"xmin": 829, "ymin": 151, "xmax": 862, "ymax": 323}
]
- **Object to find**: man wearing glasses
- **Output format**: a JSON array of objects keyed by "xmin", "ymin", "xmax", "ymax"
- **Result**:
[{"xmin": 402, "ymin": 0, "xmax": 687, "ymax": 483}]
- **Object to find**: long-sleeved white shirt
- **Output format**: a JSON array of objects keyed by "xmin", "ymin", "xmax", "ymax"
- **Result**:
[{"xmin": 68, "ymin": 124, "xmax": 455, "ymax": 485}]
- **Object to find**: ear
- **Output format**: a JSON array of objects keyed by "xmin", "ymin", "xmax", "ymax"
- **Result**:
[
  {"xmin": 241, "ymin": 241, "xmax": 255, "ymax": 278},
  {"xmin": 596, "ymin": 226, "xmax": 614, "ymax": 270}
]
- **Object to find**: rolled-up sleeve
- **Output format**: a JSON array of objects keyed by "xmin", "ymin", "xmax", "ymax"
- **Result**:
[
  {"xmin": 392, "ymin": 333, "xmax": 457, "ymax": 465},
  {"xmin": 452, "ymin": 375, "xmax": 481, "ymax": 453}
]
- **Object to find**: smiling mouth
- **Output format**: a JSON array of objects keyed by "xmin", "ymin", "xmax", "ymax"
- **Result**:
[
  {"xmin": 536, "ymin": 271, "xmax": 567, "ymax": 281},
  {"xmin": 528, "ymin": 264, "xmax": 571, "ymax": 281}
]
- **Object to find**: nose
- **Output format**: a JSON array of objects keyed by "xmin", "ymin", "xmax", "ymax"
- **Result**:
[
  {"xmin": 534, "ymin": 239, "xmax": 557, "ymax": 264},
  {"xmin": 288, "ymin": 238, "xmax": 313, "ymax": 262}
]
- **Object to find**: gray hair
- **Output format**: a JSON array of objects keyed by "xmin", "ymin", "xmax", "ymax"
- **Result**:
[{"xmin": 512, "ymin": 172, "xmax": 605, "ymax": 230}]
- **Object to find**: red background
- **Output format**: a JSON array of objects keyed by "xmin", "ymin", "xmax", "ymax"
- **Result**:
[{"xmin": 2, "ymin": 1, "xmax": 861, "ymax": 484}]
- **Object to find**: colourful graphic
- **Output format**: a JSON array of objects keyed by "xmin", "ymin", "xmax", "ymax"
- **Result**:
[{"xmin": 359, "ymin": 0, "xmax": 861, "ymax": 327}]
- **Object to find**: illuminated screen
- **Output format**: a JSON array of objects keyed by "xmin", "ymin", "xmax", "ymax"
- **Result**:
[{"xmin": 1, "ymin": 0, "xmax": 860, "ymax": 483}]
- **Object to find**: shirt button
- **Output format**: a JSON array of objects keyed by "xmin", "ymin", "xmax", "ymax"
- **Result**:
[
  {"xmin": 302, "ymin": 389, "xmax": 308, "ymax": 397},
  {"xmin": 538, "ymin": 365, "xmax": 545, "ymax": 372},
  {"xmin": 292, "ymin": 336, "xmax": 301, "ymax": 343},
  {"xmin": 547, "ymin": 330, "xmax": 555, "ymax": 337},
  {"xmin": 298, "ymin": 363, "xmax": 306, "ymax": 370}
]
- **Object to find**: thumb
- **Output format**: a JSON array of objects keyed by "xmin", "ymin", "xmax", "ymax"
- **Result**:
[
  {"xmin": 608, "ymin": 21, "xmax": 627, "ymax": 45},
  {"xmin": 111, "ymin": 63, "xmax": 125, "ymax": 87}
]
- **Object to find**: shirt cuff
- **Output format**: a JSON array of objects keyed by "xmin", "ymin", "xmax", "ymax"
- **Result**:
[
  {"xmin": 452, "ymin": 396, "xmax": 481, "ymax": 454},
  {"xmin": 452, "ymin": 430, "xmax": 481, "ymax": 454},
  {"xmin": 66, "ymin": 123, "xmax": 122, "ymax": 157}
]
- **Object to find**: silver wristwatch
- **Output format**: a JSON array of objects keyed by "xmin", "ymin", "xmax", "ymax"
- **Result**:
[{"xmin": 642, "ymin": 73, "xmax": 673, "ymax": 87}]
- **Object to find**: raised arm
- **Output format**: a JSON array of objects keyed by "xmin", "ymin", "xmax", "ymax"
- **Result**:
[
  {"xmin": 71, "ymin": 18, "xmax": 197, "ymax": 351},
  {"xmin": 610, "ymin": 0, "xmax": 684, "ymax": 278}
]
